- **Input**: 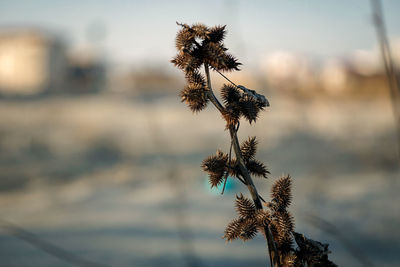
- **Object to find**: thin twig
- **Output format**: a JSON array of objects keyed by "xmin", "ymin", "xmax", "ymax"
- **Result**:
[
  {"xmin": 234, "ymin": 174, "xmax": 267, "ymax": 203},
  {"xmin": 216, "ymin": 69, "xmax": 238, "ymax": 87},
  {"xmin": 371, "ymin": 0, "xmax": 400, "ymax": 161},
  {"xmin": 204, "ymin": 64, "xmax": 280, "ymax": 267},
  {"xmin": 223, "ymin": 168, "xmax": 267, "ymax": 202},
  {"xmin": 0, "ymin": 220, "xmax": 108, "ymax": 267},
  {"xmin": 221, "ymin": 139, "xmax": 233, "ymax": 195}
]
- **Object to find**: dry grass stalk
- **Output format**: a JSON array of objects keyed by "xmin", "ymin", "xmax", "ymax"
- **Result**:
[{"xmin": 371, "ymin": 0, "xmax": 400, "ymax": 160}]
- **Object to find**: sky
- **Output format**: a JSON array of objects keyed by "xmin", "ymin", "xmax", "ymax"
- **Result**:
[{"xmin": 0, "ymin": 0, "xmax": 399, "ymax": 69}]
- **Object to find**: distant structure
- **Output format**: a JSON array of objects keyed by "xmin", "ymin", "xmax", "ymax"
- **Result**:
[
  {"xmin": 260, "ymin": 50, "xmax": 388, "ymax": 97},
  {"xmin": 0, "ymin": 28, "xmax": 106, "ymax": 96},
  {"xmin": 0, "ymin": 29, "xmax": 68, "ymax": 95},
  {"xmin": 67, "ymin": 50, "xmax": 106, "ymax": 93}
]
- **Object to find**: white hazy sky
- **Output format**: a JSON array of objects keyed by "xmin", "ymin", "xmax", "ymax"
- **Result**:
[{"xmin": 0, "ymin": 0, "xmax": 399, "ymax": 69}]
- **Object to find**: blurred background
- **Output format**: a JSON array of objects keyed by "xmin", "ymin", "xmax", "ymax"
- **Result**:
[{"xmin": 0, "ymin": 0, "xmax": 399, "ymax": 266}]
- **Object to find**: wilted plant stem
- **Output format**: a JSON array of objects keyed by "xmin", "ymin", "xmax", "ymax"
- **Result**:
[{"xmin": 204, "ymin": 64, "xmax": 280, "ymax": 267}]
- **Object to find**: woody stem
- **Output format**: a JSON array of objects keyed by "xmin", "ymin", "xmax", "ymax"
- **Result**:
[{"xmin": 204, "ymin": 64, "xmax": 280, "ymax": 267}]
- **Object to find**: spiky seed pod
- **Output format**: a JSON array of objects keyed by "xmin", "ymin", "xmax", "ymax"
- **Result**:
[
  {"xmin": 222, "ymin": 105, "xmax": 241, "ymax": 129},
  {"xmin": 207, "ymin": 25, "xmax": 226, "ymax": 43},
  {"xmin": 267, "ymin": 201, "xmax": 280, "ymax": 213},
  {"xmin": 220, "ymin": 84, "xmax": 241, "ymax": 105},
  {"xmin": 227, "ymin": 158, "xmax": 241, "ymax": 178},
  {"xmin": 221, "ymin": 53, "xmax": 241, "ymax": 71},
  {"xmin": 201, "ymin": 150, "xmax": 228, "ymax": 188},
  {"xmin": 175, "ymin": 27, "xmax": 195, "ymax": 51},
  {"xmin": 208, "ymin": 173, "xmax": 225, "ymax": 188},
  {"xmin": 275, "ymin": 211, "xmax": 295, "ymax": 244},
  {"xmin": 235, "ymin": 193, "xmax": 256, "ymax": 219},
  {"xmin": 255, "ymin": 209, "xmax": 272, "ymax": 228},
  {"xmin": 223, "ymin": 218, "xmax": 243, "ymax": 242},
  {"xmin": 206, "ymin": 45, "xmax": 241, "ymax": 72},
  {"xmin": 203, "ymin": 42, "xmax": 229, "ymax": 71},
  {"xmin": 239, "ymin": 219, "xmax": 258, "ymax": 241},
  {"xmin": 265, "ymin": 201, "xmax": 282, "ymax": 216},
  {"xmin": 176, "ymin": 22, "xmax": 208, "ymax": 39},
  {"xmin": 171, "ymin": 52, "xmax": 190, "ymax": 70},
  {"xmin": 221, "ymin": 84, "xmax": 242, "ymax": 128},
  {"xmin": 271, "ymin": 175, "xmax": 293, "ymax": 211},
  {"xmin": 184, "ymin": 52, "xmax": 203, "ymax": 75},
  {"xmin": 277, "ymin": 235, "xmax": 294, "ymax": 255},
  {"xmin": 278, "ymin": 211, "xmax": 295, "ymax": 233},
  {"xmin": 246, "ymin": 159, "xmax": 269, "ymax": 178},
  {"xmin": 171, "ymin": 51, "xmax": 203, "ymax": 75},
  {"xmin": 179, "ymin": 84, "xmax": 208, "ymax": 112},
  {"xmin": 270, "ymin": 215, "xmax": 293, "ymax": 254},
  {"xmin": 239, "ymin": 98, "xmax": 260, "ymax": 124},
  {"xmin": 282, "ymin": 254, "xmax": 297, "ymax": 267},
  {"xmin": 191, "ymin": 23, "xmax": 210, "ymax": 39},
  {"xmin": 204, "ymin": 42, "xmax": 228, "ymax": 57},
  {"xmin": 269, "ymin": 219, "xmax": 280, "ymax": 241},
  {"xmin": 185, "ymin": 71, "xmax": 206, "ymax": 87},
  {"xmin": 240, "ymin": 136, "xmax": 258, "ymax": 162}
]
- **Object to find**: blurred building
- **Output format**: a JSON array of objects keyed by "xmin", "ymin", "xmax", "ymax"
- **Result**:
[
  {"xmin": 67, "ymin": 50, "xmax": 106, "ymax": 93},
  {"xmin": 0, "ymin": 28, "xmax": 107, "ymax": 96},
  {"xmin": 109, "ymin": 67, "xmax": 183, "ymax": 96},
  {"xmin": 260, "ymin": 51, "xmax": 317, "ymax": 94},
  {"xmin": 259, "ymin": 50, "xmax": 389, "ymax": 97},
  {"xmin": 319, "ymin": 59, "xmax": 349, "ymax": 94},
  {"xmin": 0, "ymin": 29, "xmax": 68, "ymax": 95}
]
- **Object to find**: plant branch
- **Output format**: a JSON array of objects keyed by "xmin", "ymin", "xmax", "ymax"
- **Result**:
[
  {"xmin": 222, "ymin": 167, "xmax": 267, "ymax": 202},
  {"xmin": 228, "ymin": 126, "xmax": 279, "ymax": 267},
  {"xmin": 221, "ymin": 140, "xmax": 233, "ymax": 195},
  {"xmin": 204, "ymin": 64, "xmax": 280, "ymax": 267},
  {"xmin": 204, "ymin": 64, "xmax": 225, "ymax": 113}
]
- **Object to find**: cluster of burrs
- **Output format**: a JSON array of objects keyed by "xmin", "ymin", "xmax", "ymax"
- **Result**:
[
  {"xmin": 172, "ymin": 22, "xmax": 336, "ymax": 267},
  {"xmin": 171, "ymin": 22, "xmax": 268, "ymax": 128}
]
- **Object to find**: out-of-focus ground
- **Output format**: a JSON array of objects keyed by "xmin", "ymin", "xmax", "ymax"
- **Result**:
[{"xmin": 0, "ymin": 89, "xmax": 398, "ymax": 266}]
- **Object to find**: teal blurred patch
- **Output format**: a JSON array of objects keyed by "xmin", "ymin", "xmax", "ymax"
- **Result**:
[{"xmin": 203, "ymin": 176, "xmax": 236, "ymax": 195}]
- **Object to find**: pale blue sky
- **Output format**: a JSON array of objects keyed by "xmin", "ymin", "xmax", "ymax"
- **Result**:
[{"xmin": 0, "ymin": 0, "xmax": 399, "ymax": 68}]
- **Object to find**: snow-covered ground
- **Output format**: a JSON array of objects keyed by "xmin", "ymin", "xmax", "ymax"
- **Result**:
[{"xmin": 0, "ymin": 94, "xmax": 398, "ymax": 266}]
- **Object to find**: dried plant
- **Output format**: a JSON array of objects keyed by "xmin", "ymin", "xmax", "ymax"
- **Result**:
[{"xmin": 172, "ymin": 22, "xmax": 336, "ymax": 267}]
